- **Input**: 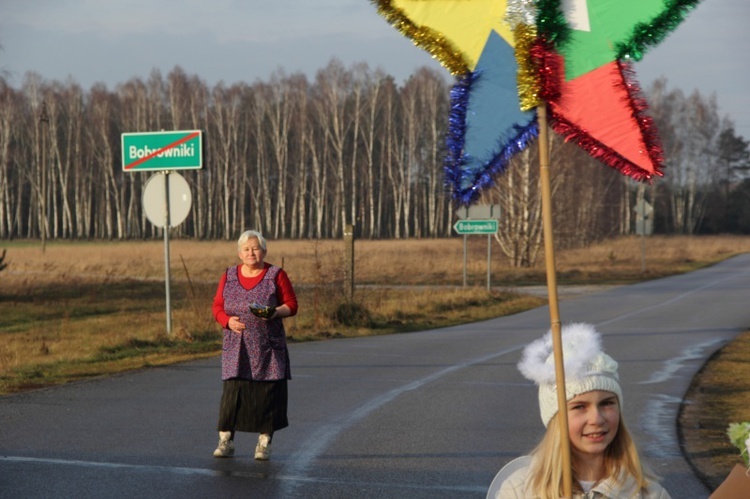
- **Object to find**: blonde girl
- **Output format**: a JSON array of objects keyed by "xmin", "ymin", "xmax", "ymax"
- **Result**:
[{"xmin": 496, "ymin": 323, "xmax": 670, "ymax": 498}]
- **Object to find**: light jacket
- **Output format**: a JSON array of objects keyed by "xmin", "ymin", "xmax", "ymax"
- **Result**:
[{"xmin": 496, "ymin": 462, "xmax": 671, "ymax": 499}]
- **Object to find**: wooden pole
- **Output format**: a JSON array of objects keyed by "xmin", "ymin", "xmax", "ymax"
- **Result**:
[
  {"xmin": 39, "ymin": 102, "xmax": 49, "ymax": 253},
  {"xmin": 344, "ymin": 224, "xmax": 355, "ymax": 300},
  {"xmin": 537, "ymin": 104, "xmax": 572, "ymax": 497}
]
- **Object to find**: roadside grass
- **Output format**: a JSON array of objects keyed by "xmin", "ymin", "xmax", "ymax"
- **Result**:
[
  {"xmin": 288, "ymin": 286, "xmax": 544, "ymax": 340},
  {"xmin": 0, "ymin": 269, "xmax": 543, "ymax": 394},
  {"xmin": 0, "ymin": 278, "xmax": 220, "ymax": 393},
  {"xmin": 679, "ymin": 329, "xmax": 750, "ymax": 490}
]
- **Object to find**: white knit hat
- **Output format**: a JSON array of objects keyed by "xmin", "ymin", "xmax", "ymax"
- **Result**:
[{"xmin": 518, "ymin": 323, "xmax": 623, "ymax": 427}]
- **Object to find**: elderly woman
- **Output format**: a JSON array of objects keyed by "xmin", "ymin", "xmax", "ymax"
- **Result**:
[{"xmin": 211, "ymin": 230, "xmax": 298, "ymax": 460}]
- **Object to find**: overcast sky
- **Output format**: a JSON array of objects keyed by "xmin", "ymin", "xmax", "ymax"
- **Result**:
[{"xmin": 1, "ymin": 0, "xmax": 747, "ymax": 138}]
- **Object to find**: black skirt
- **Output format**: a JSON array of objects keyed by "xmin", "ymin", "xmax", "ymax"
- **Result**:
[{"xmin": 217, "ymin": 379, "xmax": 289, "ymax": 433}]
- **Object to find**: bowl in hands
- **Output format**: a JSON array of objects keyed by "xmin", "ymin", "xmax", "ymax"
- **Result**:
[{"xmin": 249, "ymin": 303, "xmax": 276, "ymax": 319}]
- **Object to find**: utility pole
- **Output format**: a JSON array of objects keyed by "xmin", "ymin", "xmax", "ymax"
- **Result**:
[
  {"xmin": 39, "ymin": 101, "xmax": 49, "ymax": 253},
  {"xmin": 344, "ymin": 224, "xmax": 355, "ymax": 300}
]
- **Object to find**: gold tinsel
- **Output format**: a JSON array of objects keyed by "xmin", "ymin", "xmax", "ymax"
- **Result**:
[
  {"xmin": 514, "ymin": 24, "xmax": 541, "ymax": 111},
  {"xmin": 375, "ymin": 1, "xmax": 469, "ymax": 76}
]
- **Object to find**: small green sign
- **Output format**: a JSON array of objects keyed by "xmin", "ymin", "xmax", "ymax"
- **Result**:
[
  {"xmin": 122, "ymin": 130, "xmax": 203, "ymax": 171},
  {"xmin": 453, "ymin": 219, "xmax": 498, "ymax": 235}
]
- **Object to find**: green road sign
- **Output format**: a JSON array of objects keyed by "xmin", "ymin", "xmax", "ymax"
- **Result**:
[
  {"xmin": 122, "ymin": 130, "xmax": 203, "ymax": 171},
  {"xmin": 453, "ymin": 219, "xmax": 498, "ymax": 235}
]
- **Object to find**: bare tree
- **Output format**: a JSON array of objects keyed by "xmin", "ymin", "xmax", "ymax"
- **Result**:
[
  {"xmin": 411, "ymin": 68, "xmax": 450, "ymax": 237},
  {"xmin": 248, "ymin": 82, "xmax": 274, "ymax": 236},
  {"xmin": 284, "ymin": 73, "xmax": 311, "ymax": 239},
  {"xmin": 357, "ymin": 71, "xmax": 387, "ymax": 238},
  {"xmin": 0, "ymin": 80, "xmax": 20, "ymax": 238},
  {"xmin": 386, "ymin": 77, "xmax": 415, "ymax": 239},
  {"xmin": 487, "ymin": 130, "xmax": 621, "ymax": 267},
  {"xmin": 648, "ymin": 79, "xmax": 724, "ymax": 234},
  {"xmin": 489, "ymin": 147, "xmax": 544, "ymax": 267},
  {"xmin": 313, "ymin": 59, "xmax": 352, "ymax": 236},
  {"xmin": 46, "ymin": 81, "xmax": 83, "ymax": 239},
  {"xmin": 376, "ymin": 78, "xmax": 399, "ymax": 238},
  {"xmin": 210, "ymin": 82, "xmax": 246, "ymax": 239},
  {"xmin": 181, "ymin": 72, "xmax": 210, "ymax": 239},
  {"xmin": 18, "ymin": 74, "xmax": 59, "ymax": 242},
  {"xmin": 265, "ymin": 71, "xmax": 297, "ymax": 239},
  {"xmin": 88, "ymin": 84, "xmax": 125, "ymax": 238}
]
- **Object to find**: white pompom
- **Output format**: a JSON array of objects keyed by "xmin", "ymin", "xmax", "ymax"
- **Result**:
[{"xmin": 518, "ymin": 323, "xmax": 603, "ymax": 385}]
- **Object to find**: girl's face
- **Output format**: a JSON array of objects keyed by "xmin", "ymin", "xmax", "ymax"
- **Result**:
[
  {"xmin": 238, "ymin": 238, "xmax": 266, "ymax": 268},
  {"xmin": 567, "ymin": 390, "xmax": 620, "ymax": 458}
]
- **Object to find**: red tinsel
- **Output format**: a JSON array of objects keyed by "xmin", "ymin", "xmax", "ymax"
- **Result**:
[
  {"xmin": 530, "ymin": 37, "xmax": 563, "ymax": 104},
  {"xmin": 550, "ymin": 115, "xmax": 657, "ymax": 182},
  {"xmin": 615, "ymin": 60, "xmax": 665, "ymax": 176}
]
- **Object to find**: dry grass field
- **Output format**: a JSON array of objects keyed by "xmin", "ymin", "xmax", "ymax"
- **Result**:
[
  {"xmin": 1, "ymin": 234, "xmax": 750, "ymax": 491},
  {"xmin": 6, "ymin": 234, "xmax": 749, "ymax": 289},
  {"xmin": 2, "ymin": 234, "xmax": 749, "ymax": 374},
  {"xmin": 1, "ymin": 236, "xmax": 558, "ymax": 393}
]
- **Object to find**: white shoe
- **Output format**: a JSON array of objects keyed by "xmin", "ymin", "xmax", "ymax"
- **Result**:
[
  {"xmin": 255, "ymin": 433, "xmax": 271, "ymax": 460},
  {"xmin": 213, "ymin": 431, "xmax": 235, "ymax": 458}
]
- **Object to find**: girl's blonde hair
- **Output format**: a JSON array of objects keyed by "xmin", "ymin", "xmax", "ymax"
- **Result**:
[{"xmin": 525, "ymin": 413, "xmax": 650, "ymax": 499}]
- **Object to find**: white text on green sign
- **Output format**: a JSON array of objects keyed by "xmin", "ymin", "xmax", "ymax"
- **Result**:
[
  {"xmin": 122, "ymin": 130, "xmax": 203, "ymax": 171},
  {"xmin": 453, "ymin": 219, "xmax": 498, "ymax": 234}
]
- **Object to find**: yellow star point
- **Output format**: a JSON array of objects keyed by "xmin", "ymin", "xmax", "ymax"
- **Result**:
[{"xmin": 392, "ymin": 0, "xmax": 513, "ymax": 71}]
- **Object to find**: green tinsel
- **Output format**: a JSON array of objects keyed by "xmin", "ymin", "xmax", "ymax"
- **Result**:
[
  {"xmin": 616, "ymin": 0, "xmax": 703, "ymax": 61},
  {"xmin": 535, "ymin": 0, "xmax": 571, "ymax": 47}
]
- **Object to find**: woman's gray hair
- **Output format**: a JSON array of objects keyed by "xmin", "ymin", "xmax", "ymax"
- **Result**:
[{"xmin": 237, "ymin": 230, "xmax": 267, "ymax": 251}]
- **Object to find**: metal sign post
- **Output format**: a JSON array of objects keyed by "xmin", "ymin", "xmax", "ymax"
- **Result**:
[
  {"xmin": 453, "ymin": 217, "xmax": 499, "ymax": 289},
  {"xmin": 463, "ymin": 235, "xmax": 468, "ymax": 287},
  {"xmin": 487, "ymin": 233, "xmax": 492, "ymax": 291},
  {"xmin": 634, "ymin": 197, "xmax": 654, "ymax": 273},
  {"xmin": 163, "ymin": 173, "xmax": 172, "ymax": 334},
  {"xmin": 142, "ymin": 172, "xmax": 192, "ymax": 335},
  {"xmin": 124, "ymin": 129, "xmax": 202, "ymax": 336}
]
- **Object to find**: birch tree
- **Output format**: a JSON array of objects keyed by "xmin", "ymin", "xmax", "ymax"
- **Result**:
[
  {"xmin": 210, "ymin": 83, "xmax": 242, "ymax": 239},
  {"xmin": 357, "ymin": 71, "xmax": 387, "ymax": 238},
  {"xmin": 265, "ymin": 71, "xmax": 296, "ymax": 239},
  {"xmin": 648, "ymin": 79, "xmax": 723, "ymax": 234},
  {"xmin": 313, "ymin": 59, "xmax": 352, "ymax": 236},
  {"xmin": 0, "ymin": 81, "xmax": 20, "ymax": 238},
  {"xmin": 284, "ymin": 73, "xmax": 310, "ymax": 239}
]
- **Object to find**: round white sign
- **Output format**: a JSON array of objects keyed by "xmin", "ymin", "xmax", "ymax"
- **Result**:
[{"xmin": 142, "ymin": 172, "xmax": 192, "ymax": 228}]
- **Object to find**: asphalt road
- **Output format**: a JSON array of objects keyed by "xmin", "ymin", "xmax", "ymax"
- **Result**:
[{"xmin": 2, "ymin": 254, "xmax": 749, "ymax": 498}]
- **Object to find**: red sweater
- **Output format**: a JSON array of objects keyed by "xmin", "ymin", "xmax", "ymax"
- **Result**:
[{"xmin": 212, "ymin": 263, "xmax": 298, "ymax": 328}]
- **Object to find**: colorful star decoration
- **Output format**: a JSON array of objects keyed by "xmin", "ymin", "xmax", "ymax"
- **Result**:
[{"xmin": 372, "ymin": 0, "xmax": 702, "ymax": 205}]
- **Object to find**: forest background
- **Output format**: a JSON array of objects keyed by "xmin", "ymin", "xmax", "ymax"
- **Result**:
[{"xmin": 1, "ymin": 59, "xmax": 749, "ymax": 269}]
